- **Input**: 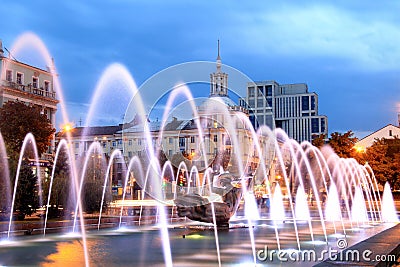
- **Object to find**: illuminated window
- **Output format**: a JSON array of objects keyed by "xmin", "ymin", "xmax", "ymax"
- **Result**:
[
  {"xmin": 44, "ymin": 81, "xmax": 50, "ymax": 91},
  {"xmin": 32, "ymin": 77, "xmax": 38, "ymax": 88},
  {"xmin": 16, "ymin": 72, "xmax": 23, "ymax": 84},
  {"xmin": 6, "ymin": 70, "xmax": 12, "ymax": 81}
]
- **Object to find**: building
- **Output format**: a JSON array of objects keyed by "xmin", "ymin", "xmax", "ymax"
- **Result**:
[
  {"xmin": 355, "ymin": 124, "xmax": 400, "ymax": 152},
  {"xmin": 0, "ymin": 39, "xmax": 59, "ymax": 155},
  {"xmin": 240, "ymin": 80, "xmax": 328, "ymax": 142},
  {"xmin": 57, "ymin": 45, "xmax": 274, "ymax": 196}
]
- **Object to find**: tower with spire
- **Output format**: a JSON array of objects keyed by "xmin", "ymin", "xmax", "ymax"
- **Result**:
[{"xmin": 210, "ymin": 40, "xmax": 228, "ymax": 97}]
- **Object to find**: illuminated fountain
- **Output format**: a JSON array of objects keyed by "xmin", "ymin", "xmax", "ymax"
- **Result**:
[{"xmin": 0, "ymin": 33, "xmax": 399, "ymax": 267}]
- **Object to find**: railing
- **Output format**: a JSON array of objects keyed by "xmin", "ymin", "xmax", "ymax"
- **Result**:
[{"xmin": 1, "ymin": 80, "xmax": 56, "ymax": 99}]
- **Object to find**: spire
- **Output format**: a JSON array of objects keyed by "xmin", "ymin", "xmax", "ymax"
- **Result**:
[
  {"xmin": 210, "ymin": 40, "xmax": 228, "ymax": 97},
  {"xmin": 217, "ymin": 39, "xmax": 221, "ymax": 60},
  {"xmin": 216, "ymin": 39, "xmax": 221, "ymax": 72}
]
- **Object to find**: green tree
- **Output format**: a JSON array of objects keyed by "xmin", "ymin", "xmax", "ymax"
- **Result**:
[
  {"xmin": 14, "ymin": 162, "xmax": 39, "ymax": 218},
  {"xmin": 0, "ymin": 100, "xmax": 55, "ymax": 157},
  {"xmin": 81, "ymin": 153, "xmax": 109, "ymax": 213},
  {"xmin": 42, "ymin": 148, "xmax": 71, "ymax": 218},
  {"xmin": 363, "ymin": 138, "xmax": 400, "ymax": 190},
  {"xmin": 328, "ymin": 131, "xmax": 358, "ymax": 158}
]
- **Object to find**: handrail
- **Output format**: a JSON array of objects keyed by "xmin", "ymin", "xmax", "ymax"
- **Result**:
[{"xmin": 1, "ymin": 79, "xmax": 56, "ymax": 99}]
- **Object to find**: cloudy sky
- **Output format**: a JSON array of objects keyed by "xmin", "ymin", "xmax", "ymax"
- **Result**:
[{"xmin": 1, "ymin": 1, "xmax": 400, "ymax": 138}]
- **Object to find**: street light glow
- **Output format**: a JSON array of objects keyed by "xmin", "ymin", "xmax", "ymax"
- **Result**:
[{"xmin": 62, "ymin": 123, "xmax": 73, "ymax": 132}]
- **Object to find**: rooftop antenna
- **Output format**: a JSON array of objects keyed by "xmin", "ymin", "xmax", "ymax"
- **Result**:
[{"xmin": 4, "ymin": 47, "xmax": 18, "ymax": 61}]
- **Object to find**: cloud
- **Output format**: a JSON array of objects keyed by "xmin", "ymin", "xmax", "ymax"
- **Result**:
[{"xmin": 234, "ymin": 4, "xmax": 400, "ymax": 71}]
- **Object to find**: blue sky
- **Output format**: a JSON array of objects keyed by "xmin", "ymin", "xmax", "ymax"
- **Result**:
[{"xmin": 1, "ymin": 1, "xmax": 400, "ymax": 138}]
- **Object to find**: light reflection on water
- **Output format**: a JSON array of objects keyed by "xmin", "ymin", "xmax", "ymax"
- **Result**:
[{"xmin": 43, "ymin": 241, "xmax": 85, "ymax": 267}]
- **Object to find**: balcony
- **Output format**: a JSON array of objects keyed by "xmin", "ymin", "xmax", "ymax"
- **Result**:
[{"xmin": 1, "ymin": 80, "xmax": 56, "ymax": 99}]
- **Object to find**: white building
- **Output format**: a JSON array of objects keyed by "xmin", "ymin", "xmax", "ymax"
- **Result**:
[
  {"xmin": 240, "ymin": 80, "xmax": 328, "ymax": 142},
  {"xmin": 0, "ymin": 40, "xmax": 58, "ymax": 130},
  {"xmin": 0, "ymin": 39, "xmax": 59, "ymax": 161},
  {"xmin": 355, "ymin": 124, "xmax": 400, "ymax": 152},
  {"xmin": 58, "ymin": 46, "xmax": 273, "ymax": 190}
]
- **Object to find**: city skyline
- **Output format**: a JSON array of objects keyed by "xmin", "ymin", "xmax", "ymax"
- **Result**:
[{"xmin": 1, "ymin": 1, "xmax": 400, "ymax": 138}]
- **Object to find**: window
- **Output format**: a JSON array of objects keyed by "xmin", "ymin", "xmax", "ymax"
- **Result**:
[
  {"xmin": 190, "ymin": 136, "xmax": 195, "ymax": 143},
  {"xmin": 389, "ymin": 130, "xmax": 393, "ymax": 136},
  {"xmin": 169, "ymin": 137, "xmax": 173, "ymax": 144},
  {"xmin": 16, "ymin": 73, "xmax": 23, "ymax": 84},
  {"xmin": 128, "ymin": 139, "xmax": 132, "ymax": 146},
  {"xmin": 257, "ymin": 98, "xmax": 264, "ymax": 108},
  {"xmin": 179, "ymin": 137, "xmax": 185, "ymax": 147},
  {"xmin": 44, "ymin": 81, "xmax": 50, "ymax": 91},
  {"xmin": 32, "ymin": 77, "xmax": 38, "ymax": 88},
  {"xmin": 321, "ymin": 118, "xmax": 326, "ymax": 132},
  {"xmin": 117, "ymin": 139, "xmax": 122, "ymax": 145},
  {"xmin": 266, "ymin": 85, "xmax": 273, "ymax": 96},
  {"xmin": 6, "ymin": 70, "xmax": 12, "ymax": 82},
  {"xmin": 128, "ymin": 151, "xmax": 132, "ymax": 158},
  {"xmin": 248, "ymin": 86, "xmax": 255, "ymax": 97},
  {"xmin": 311, "ymin": 118, "xmax": 319, "ymax": 133},
  {"xmin": 168, "ymin": 150, "xmax": 173, "ymax": 156},
  {"xmin": 248, "ymin": 99, "xmax": 255, "ymax": 107},
  {"xmin": 137, "ymin": 151, "xmax": 142, "ymax": 157},
  {"xmin": 138, "ymin": 139, "xmax": 142, "ymax": 145},
  {"xmin": 75, "ymin": 142, "xmax": 79, "ymax": 149},
  {"xmin": 266, "ymin": 98, "xmax": 272, "ymax": 108},
  {"xmin": 117, "ymin": 163, "xmax": 123, "ymax": 171},
  {"xmin": 112, "ymin": 141, "xmax": 116, "ymax": 147},
  {"xmin": 311, "ymin": 95, "xmax": 316, "ymax": 110},
  {"xmin": 213, "ymin": 135, "xmax": 218, "ymax": 142},
  {"xmin": 302, "ymin": 96, "xmax": 309, "ymax": 111},
  {"xmin": 257, "ymin": 86, "xmax": 264, "ymax": 96}
]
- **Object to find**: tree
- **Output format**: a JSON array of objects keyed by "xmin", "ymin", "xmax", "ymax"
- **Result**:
[
  {"xmin": 312, "ymin": 134, "xmax": 326, "ymax": 148},
  {"xmin": 363, "ymin": 138, "xmax": 400, "ymax": 190},
  {"xmin": 327, "ymin": 131, "xmax": 358, "ymax": 158},
  {"xmin": 42, "ymin": 148, "xmax": 71, "ymax": 218},
  {"xmin": 81, "ymin": 153, "xmax": 109, "ymax": 213},
  {"xmin": 14, "ymin": 162, "xmax": 39, "ymax": 218},
  {"xmin": 0, "ymin": 100, "xmax": 55, "ymax": 157}
]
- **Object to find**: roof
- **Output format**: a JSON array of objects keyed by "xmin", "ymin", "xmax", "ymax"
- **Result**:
[
  {"xmin": 119, "ymin": 120, "xmax": 161, "ymax": 133},
  {"xmin": 1, "ymin": 56, "xmax": 51, "ymax": 74},
  {"xmin": 355, "ymin": 124, "xmax": 400, "ymax": 148},
  {"xmin": 198, "ymin": 96, "xmax": 237, "ymax": 110},
  {"xmin": 57, "ymin": 125, "xmax": 123, "ymax": 138}
]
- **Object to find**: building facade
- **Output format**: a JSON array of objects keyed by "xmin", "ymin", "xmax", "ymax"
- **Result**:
[
  {"xmin": 240, "ymin": 80, "xmax": 328, "ymax": 142},
  {"xmin": 0, "ymin": 40, "xmax": 58, "ymax": 130},
  {"xmin": 355, "ymin": 124, "xmax": 400, "ymax": 152},
  {"xmin": 0, "ymin": 39, "xmax": 59, "ymax": 164},
  {"xmin": 57, "ymin": 48, "xmax": 274, "ymax": 195}
]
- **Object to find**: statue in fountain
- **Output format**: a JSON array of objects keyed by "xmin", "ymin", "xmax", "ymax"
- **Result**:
[{"xmin": 174, "ymin": 172, "xmax": 246, "ymax": 228}]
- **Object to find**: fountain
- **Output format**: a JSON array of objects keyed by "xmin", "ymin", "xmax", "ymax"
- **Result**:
[{"xmin": 0, "ymin": 33, "xmax": 399, "ymax": 267}]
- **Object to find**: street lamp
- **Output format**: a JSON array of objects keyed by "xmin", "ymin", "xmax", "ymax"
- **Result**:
[{"xmin": 62, "ymin": 122, "xmax": 73, "ymax": 132}]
